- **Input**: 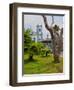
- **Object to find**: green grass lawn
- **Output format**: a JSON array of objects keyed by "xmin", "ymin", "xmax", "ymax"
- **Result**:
[{"xmin": 24, "ymin": 54, "xmax": 63, "ymax": 74}]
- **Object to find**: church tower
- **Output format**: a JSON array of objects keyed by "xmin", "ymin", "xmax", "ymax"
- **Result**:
[{"xmin": 36, "ymin": 24, "xmax": 43, "ymax": 42}]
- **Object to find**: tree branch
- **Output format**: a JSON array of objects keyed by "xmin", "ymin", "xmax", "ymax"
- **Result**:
[
  {"xmin": 60, "ymin": 28, "xmax": 63, "ymax": 36},
  {"xmin": 42, "ymin": 15, "xmax": 53, "ymax": 38}
]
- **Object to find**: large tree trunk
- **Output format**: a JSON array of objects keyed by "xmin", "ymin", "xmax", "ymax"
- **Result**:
[
  {"xmin": 52, "ymin": 32, "xmax": 61, "ymax": 63},
  {"xmin": 52, "ymin": 38, "xmax": 60, "ymax": 63},
  {"xmin": 42, "ymin": 15, "xmax": 63, "ymax": 63}
]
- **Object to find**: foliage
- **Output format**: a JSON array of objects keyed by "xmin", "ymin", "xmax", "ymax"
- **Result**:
[
  {"xmin": 31, "ymin": 42, "xmax": 44, "ymax": 54},
  {"xmin": 24, "ymin": 29, "xmax": 32, "ymax": 48},
  {"xmin": 53, "ymin": 24, "xmax": 60, "ymax": 31},
  {"xmin": 28, "ymin": 42, "xmax": 46, "ymax": 60},
  {"xmin": 40, "ymin": 47, "xmax": 51, "ymax": 56}
]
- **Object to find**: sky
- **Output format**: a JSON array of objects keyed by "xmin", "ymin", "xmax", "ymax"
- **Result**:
[{"xmin": 24, "ymin": 14, "xmax": 64, "ymax": 39}]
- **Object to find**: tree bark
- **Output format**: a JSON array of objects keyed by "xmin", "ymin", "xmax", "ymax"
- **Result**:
[{"xmin": 52, "ymin": 38, "xmax": 60, "ymax": 63}]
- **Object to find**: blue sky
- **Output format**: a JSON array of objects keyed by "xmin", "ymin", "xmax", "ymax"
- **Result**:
[{"xmin": 24, "ymin": 15, "xmax": 64, "ymax": 39}]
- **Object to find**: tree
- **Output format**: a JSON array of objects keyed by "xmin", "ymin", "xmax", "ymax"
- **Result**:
[
  {"xmin": 24, "ymin": 29, "xmax": 45, "ymax": 60},
  {"xmin": 29, "ymin": 42, "xmax": 44, "ymax": 60},
  {"xmin": 42, "ymin": 15, "xmax": 63, "ymax": 63},
  {"xmin": 24, "ymin": 29, "xmax": 32, "ymax": 52},
  {"xmin": 24, "ymin": 29, "xmax": 32, "ymax": 48}
]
